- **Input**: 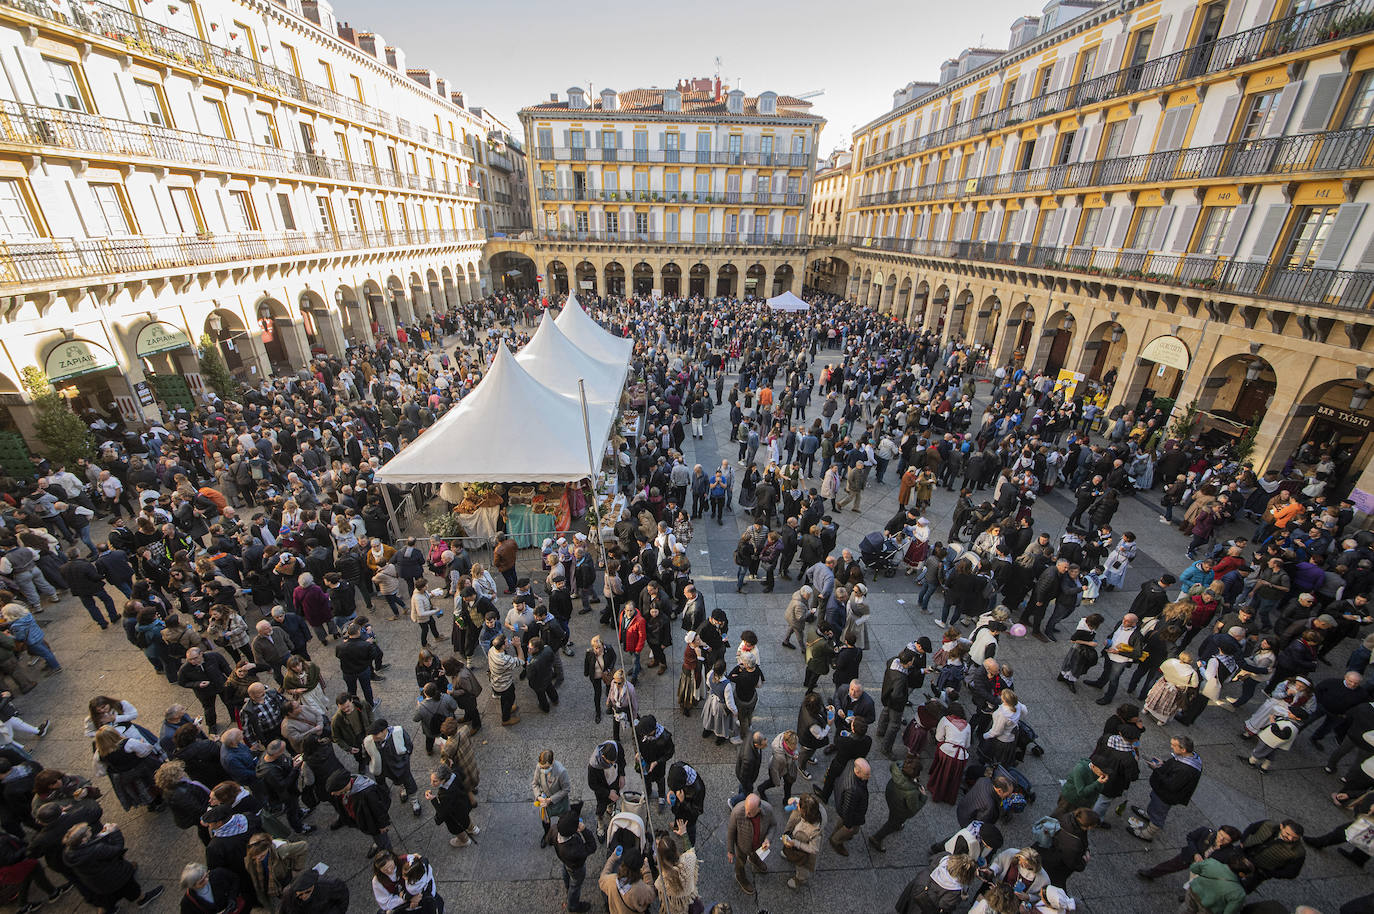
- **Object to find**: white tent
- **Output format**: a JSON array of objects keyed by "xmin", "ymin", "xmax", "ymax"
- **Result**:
[
  {"xmin": 555, "ymin": 295, "xmax": 635, "ymax": 365},
  {"xmin": 766, "ymin": 291, "xmax": 810, "ymax": 311},
  {"xmin": 373, "ymin": 343, "xmax": 617, "ymax": 483},
  {"xmin": 516, "ymin": 311, "xmax": 627, "ymax": 405}
]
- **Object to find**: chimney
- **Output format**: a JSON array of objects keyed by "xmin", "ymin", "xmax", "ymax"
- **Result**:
[
  {"xmin": 385, "ymin": 46, "xmax": 405, "ymax": 72},
  {"xmin": 335, "ymin": 20, "xmax": 355, "ymax": 45},
  {"xmin": 714, "ymin": 76, "xmax": 721, "ymax": 101},
  {"xmin": 450, "ymin": 91, "xmax": 465, "ymax": 110},
  {"xmin": 356, "ymin": 32, "xmax": 381, "ymax": 58},
  {"xmin": 549, "ymin": 92, "xmax": 558, "ymax": 102}
]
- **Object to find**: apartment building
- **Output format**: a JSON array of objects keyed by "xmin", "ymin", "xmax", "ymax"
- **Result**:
[
  {"xmin": 0, "ymin": 0, "xmax": 487, "ymax": 453},
  {"xmin": 466, "ymin": 104, "xmax": 531, "ymax": 239},
  {"xmin": 504, "ymin": 79, "xmax": 822, "ymax": 298},
  {"xmin": 826, "ymin": 0, "xmax": 1374, "ymax": 482},
  {"xmin": 807, "ymin": 149, "xmax": 852, "ymax": 291}
]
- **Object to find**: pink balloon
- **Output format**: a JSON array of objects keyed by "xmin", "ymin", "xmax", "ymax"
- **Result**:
[{"xmin": 1009, "ymin": 623, "xmax": 1028, "ymax": 638}]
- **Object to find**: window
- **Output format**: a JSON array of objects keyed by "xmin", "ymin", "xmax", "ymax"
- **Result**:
[
  {"xmin": 255, "ymin": 111, "xmax": 280, "ymax": 147},
  {"xmin": 760, "ymin": 135, "xmax": 774, "ymax": 157},
  {"xmin": 335, "ymin": 132, "xmax": 350, "ymax": 161},
  {"xmin": 666, "ymin": 211, "xmax": 678, "ymax": 241},
  {"xmin": 537, "ymin": 128, "xmax": 553, "ymax": 154},
  {"xmin": 133, "ymin": 80, "xmax": 169, "ymax": 126},
  {"xmin": 695, "ymin": 172, "xmax": 709, "ymax": 195},
  {"xmin": 1101, "ymin": 120, "xmax": 1127, "ymax": 159},
  {"xmin": 1127, "ymin": 206, "xmax": 1160, "ymax": 248},
  {"xmin": 202, "ymin": 98, "xmax": 233, "ymax": 139},
  {"xmin": 635, "ymin": 212, "xmax": 648, "ymax": 237},
  {"xmin": 1345, "ymin": 72, "xmax": 1374, "ymax": 127},
  {"xmin": 0, "ymin": 180, "xmax": 39, "ymax": 240},
  {"xmin": 728, "ymin": 134, "xmax": 742, "ymax": 156},
  {"xmin": 232, "ymin": 21, "xmax": 257, "ymax": 59},
  {"xmin": 605, "ymin": 211, "xmax": 618, "ymax": 234},
  {"xmin": 1017, "ymin": 138, "xmax": 1036, "ymax": 170},
  {"xmin": 601, "ymin": 130, "xmax": 617, "ymax": 150},
  {"xmin": 694, "ymin": 211, "xmax": 708, "ymax": 238},
  {"xmin": 603, "ymin": 170, "xmax": 618, "ymax": 192},
  {"xmin": 634, "ymin": 171, "xmax": 648, "ymax": 195},
  {"xmin": 1282, "ymin": 205, "xmax": 1338, "ymax": 268},
  {"xmin": 633, "ymin": 131, "xmax": 647, "ymax": 162},
  {"xmin": 665, "ymin": 172, "xmax": 679, "ymax": 194},
  {"xmin": 166, "ymin": 186, "xmax": 202, "ymax": 234},
  {"xmin": 792, "ymin": 135, "xmax": 805, "ymax": 158},
  {"xmin": 45, "ymin": 58, "xmax": 87, "ymax": 112},
  {"xmin": 1077, "ymin": 209, "xmax": 1102, "ymax": 245},
  {"xmin": 88, "ymin": 184, "xmax": 130, "ymax": 235},
  {"xmin": 1124, "ymin": 26, "xmax": 1155, "ymax": 91},
  {"xmin": 279, "ymin": 42, "xmax": 301, "ymax": 78},
  {"xmin": 666, "ymin": 132, "xmax": 680, "ymax": 151},
  {"xmin": 362, "ymin": 139, "xmax": 377, "ymax": 167},
  {"xmin": 1037, "ymin": 65, "xmax": 1054, "ymax": 97},
  {"xmin": 315, "ymin": 195, "xmax": 334, "ymax": 233},
  {"xmin": 1056, "ymin": 131, "xmax": 1077, "ymax": 165},
  {"xmin": 752, "ymin": 214, "xmax": 767, "ymax": 239},
  {"xmin": 1076, "ymin": 46, "xmax": 1099, "ymax": 83},
  {"xmin": 395, "ymin": 201, "xmax": 409, "ymax": 233},
  {"xmin": 350, "ymin": 75, "xmax": 365, "ymax": 102},
  {"xmin": 1001, "ymin": 78, "xmax": 1019, "ymax": 108},
  {"xmin": 725, "ymin": 213, "xmax": 739, "ymax": 237},
  {"xmin": 1194, "ymin": 206, "xmax": 1234, "ymax": 255},
  {"xmin": 226, "ymin": 190, "xmax": 257, "ymax": 232},
  {"xmin": 1239, "ymin": 90, "xmax": 1280, "ymax": 139},
  {"xmin": 277, "ymin": 192, "xmax": 296, "ymax": 231},
  {"xmin": 346, "ymin": 199, "xmax": 364, "ymax": 235},
  {"xmin": 317, "ymin": 60, "xmax": 335, "ymax": 91},
  {"xmin": 374, "ymin": 200, "xmax": 388, "ymax": 232}
]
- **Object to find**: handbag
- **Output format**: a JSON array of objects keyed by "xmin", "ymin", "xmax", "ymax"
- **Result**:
[{"xmin": 1345, "ymin": 815, "xmax": 1374, "ymax": 855}]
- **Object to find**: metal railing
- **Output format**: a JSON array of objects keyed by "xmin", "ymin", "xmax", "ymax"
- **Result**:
[
  {"xmin": 861, "ymin": 0, "xmax": 1374, "ymax": 170},
  {"xmin": 842, "ymin": 235, "xmax": 1374, "ymax": 311},
  {"xmin": 537, "ymin": 147, "xmax": 811, "ymax": 168},
  {"xmin": 0, "ymin": 100, "xmax": 480, "ymax": 199},
  {"xmin": 854, "ymin": 123, "xmax": 1374, "ymax": 208},
  {"xmin": 0, "ymin": 0, "xmax": 473, "ymax": 161},
  {"xmin": 536, "ymin": 187, "xmax": 805, "ymax": 206},
  {"xmin": 532, "ymin": 229, "xmax": 809, "ymax": 247},
  {"xmin": 0, "ymin": 227, "xmax": 484, "ymax": 287}
]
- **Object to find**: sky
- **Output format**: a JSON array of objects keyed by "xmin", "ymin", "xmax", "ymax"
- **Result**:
[{"xmin": 327, "ymin": 0, "xmax": 1040, "ymax": 153}]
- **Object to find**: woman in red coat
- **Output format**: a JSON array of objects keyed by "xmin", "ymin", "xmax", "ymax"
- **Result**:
[{"xmin": 619, "ymin": 603, "xmax": 647, "ymax": 684}]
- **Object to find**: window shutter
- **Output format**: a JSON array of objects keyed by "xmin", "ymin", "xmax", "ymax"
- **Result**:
[
  {"xmin": 1171, "ymin": 204, "xmax": 1202, "ymax": 252},
  {"xmin": 1355, "ymin": 230, "xmax": 1374, "ymax": 271},
  {"xmin": 1094, "ymin": 207, "xmax": 1115, "ymax": 246},
  {"xmin": 1097, "ymin": 35, "xmax": 1122, "ymax": 76},
  {"xmin": 562, "ymin": 129, "xmax": 570, "ymax": 146},
  {"xmin": 1078, "ymin": 125, "xmax": 1102, "ymax": 162},
  {"xmin": 1247, "ymin": 203, "xmax": 1290, "ymax": 262},
  {"xmin": 1068, "ymin": 130, "xmax": 1086, "ymax": 162},
  {"xmin": 987, "ymin": 210, "xmax": 1004, "ymax": 241},
  {"xmin": 1109, "ymin": 204, "xmax": 1132, "ymax": 247},
  {"xmin": 1211, "ymin": 94, "xmax": 1241, "ymax": 144},
  {"xmin": 1219, "ymin": 203, "xmax": 1253, "ymax": 257},
  {"xmin": 658, "ymin": 131, "xmax": 665, "ymax": 149},
  {"xmin": 1118, "ymin": 116, "xmax": 1141, "ymax": 157},
  {"xmin": 1008, "ymin": 210, "xmax": 1025, "ymax": 242},
  {"xmin": 1148, "ymin": 205, "xmax": 1175, "ymax": 250},
  {"xmin": 1264, "ymin": 81, "xmax": 1302, "ymax": 137},
  {"xmin": 1041, "ymin": 209, "xmax": 1064, "ymax": 246},
  {"xmin": 1219, "ymin": 0, "xmax": 1246, "ymax": 37},
  {"xmin": 1299, "ymin": 73, "xmax": 1345, "ymax": 132},
  {"xmin": 1147, "ymin": 15, "xmax": 1172, "ymax": 58},
  {"xmin": 1050, "ymin": 59, "xmax": 1070, "ymax": 92},
  {"xmin": 1167, "ymin": 13, "xmax": 1191, "ymax": 53},
  {"xmin": 1315, "ymin": 203, "xmax": 1367, "ymax": 268},
  {"xmin": 1059, "ymin": 206, "xmax": 1079, "ymax": 244},
  {"xmin": 1248, "ymin": 0, "xmax": 1278, "ymax": 29}
]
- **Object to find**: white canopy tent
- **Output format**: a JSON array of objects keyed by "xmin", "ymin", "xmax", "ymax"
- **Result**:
[
  {"xmin": 516, "ymin": 311, "xmax": 627, "ymax": 405},
  {"xmin": 373, "ymin": 343, "xmax": 617, "ymax": 483},
  {"xmin": 555, "ymin": 295, "xmax": 635, "ymax": 365},
  {"xmin": 765, "ymin": 290, "xmax": 810, "ymax": 312}
]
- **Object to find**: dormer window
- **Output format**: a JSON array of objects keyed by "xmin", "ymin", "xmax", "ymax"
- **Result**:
[
  {"xmin": 759, "ymin": 91, "xmax": 777, "ymax": 115},
  {"xmin": 568, "ymin": 86, "xmax": 588, "ymax": 109},
  {"xmin": 664, "ymin": 89, "xmax": 681, "ymax": 113},
  {"xmin": 601, "ymin": 89, "xmax": 618, "ymax": 112},
  {"xmin": 726, "ymin": 90, "xmax": 744, "ymax": 115}
]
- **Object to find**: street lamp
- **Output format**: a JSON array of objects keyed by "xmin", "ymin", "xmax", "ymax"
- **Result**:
[
  {"xmin": 1245, "ymin": 360, "xmax": 1263, "ymax": 382},
  {"xmin": 1110, "ymin": 324, "xmax": 1123, "ymax": 343},
  {"xmin": 1351, "ymin": 385, "xmax": 1372, "ymax": 411},
  {"xmin": 206, "ymin": 312, "xmax": 222, "ymax": 334}
]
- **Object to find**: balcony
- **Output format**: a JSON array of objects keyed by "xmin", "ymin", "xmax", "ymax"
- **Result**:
[
  {"xmin": 531, "ymin": 230, "xmax": 809, "ymax": 247},
  {"xmin": 0, "ymin": 0, "xmax": 472, "ymax": 161},
  {"xmin": 861, "ymin": 0, "xmax": 1374, "ymax": 170},
  {"xmin": 0, "ymin": 100, "xmax": 480, "ymax": 199},
  {"xmin": 537, "ymin": 148, "xmax": 811, "ymax": 168},
  {"xmin": 0, "ymin": 227, "xmax": 484, "ymax": 289},
  {"xmin": 842, "ymin": 235, "xmax": 1374, "ymax": 312},
  {"xmin": 855, "ymin": 124, "xmax": 1374, "ymax": 208},
  {"xmin": 535, "ymin": 187, "xmax": 806, "ymax": 206}
]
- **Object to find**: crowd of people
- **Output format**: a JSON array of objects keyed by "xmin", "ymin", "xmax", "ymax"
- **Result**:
[{"xmin": 0, "ymin": 287, "xmax": 1366, "ymax": 914}]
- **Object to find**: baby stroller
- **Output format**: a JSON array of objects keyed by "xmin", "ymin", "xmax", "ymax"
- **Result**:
[
  {"xmin": 606, "ymin": 791, "xmax": 649, "ymax": 863},
  {"xmin": 1015, "ymin": 720, "xmax": 1046, "ymax": 761},
  {"xmin": 859, "ymin": 531, "xmax": 901, "ymax": 578}
]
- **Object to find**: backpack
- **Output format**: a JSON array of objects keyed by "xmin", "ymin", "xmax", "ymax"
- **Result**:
[{"xmin": 1031, "ymin": 815, "xmax": 1061, "ymax": 848}]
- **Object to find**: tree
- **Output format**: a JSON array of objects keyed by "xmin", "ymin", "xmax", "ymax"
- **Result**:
[
  {"xmin": 1233, "ymin": 418, "xmax": 1262, "ymax": 465},
  {"xmin": 197, "ymin": 334, "xmax": 239, "ymax": 398},
  {"xmin": 19, "ymin": 366, "xmax": 93, "ymax": 467},
  {"xmin": 1168, "ymin": 399, "xmax": 1200, "ymax": 441}
]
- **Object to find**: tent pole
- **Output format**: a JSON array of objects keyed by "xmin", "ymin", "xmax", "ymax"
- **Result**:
[
  {"xmin": 379, "ymin": 484, "xmax": 402, "ymax": 543},
  {"xmin": 578, "ymin": 378, "xmax": 607, "ymax": 564}
]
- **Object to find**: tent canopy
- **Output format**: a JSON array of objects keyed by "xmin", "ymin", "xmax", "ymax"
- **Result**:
[
  {"xmin": 766, "ymin": 291, "xmax": 810, "ymax": 311},
  {"xmin": 516, "ymin": 311, "xmax": 627, "ymax": 404},
  {"xmin": 555, "ymin": 295, "xmax": 635, "ymax": 365},
  {"xmin": 373, "ymin": 344, "xmax": 616, "ymax": 484}
]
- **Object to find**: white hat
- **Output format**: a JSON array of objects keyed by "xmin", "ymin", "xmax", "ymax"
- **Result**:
[{"xmin": 542, "ymin": 538, "xmax": 553, "ymax": 548}]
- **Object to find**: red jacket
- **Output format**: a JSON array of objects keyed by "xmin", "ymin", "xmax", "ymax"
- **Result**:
[{"xmin": 621, "ymin": 612, "xmax": 647, "ymax": 653}]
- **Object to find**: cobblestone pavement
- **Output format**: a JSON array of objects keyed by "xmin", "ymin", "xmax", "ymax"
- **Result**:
[{"xmin": 15, "ymin": 363, "xmax": 1369, "ymax": 914}]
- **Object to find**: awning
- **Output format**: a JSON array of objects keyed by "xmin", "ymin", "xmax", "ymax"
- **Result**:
[{"xmin": 1139, "ymin": 334, "xmax": 1190, "ymax": 371}]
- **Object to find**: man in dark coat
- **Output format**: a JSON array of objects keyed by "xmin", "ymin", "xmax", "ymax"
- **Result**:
[
  {"xmin": 325, "ymin": 770, "xmax": 392, "ymax": 855},
  {"xmin": 30, "ymin": 800, "xmax": 102, "ymax": 904},
  {"xmin": 61, "ymin": 822, "xmax": 163, "ymax": 910},
  {"xmin": 280, "ymin": 869, "xmax": 350, "ymax": 914},
  {"xmin": 828, "ymin": 758, "xmax": 870, "ymax": 856},
  {"xmin": 957, "ymin": 774, "xmax": 1013, "ymax": 827},
  {"xmin": 199, "ymin": 804, "xmax": 257, "ymax": 907},
  {"xmin": 732, "ymin": 732, "xmax": 766, "ymax": 807},
  {"xmin": 426, "ymin": 764, "xmax": 474, "ymax": 847},
  {"xmin": 526, "ymin": 638, "xmax": 560, "ymax": 713},
  {"xmin": 549, "ymin": 807, "xmax": 598, "ymax": 913},
  {"xmin": 1127, "ymin": 736, "xmax": 1202, "ymax": 841},
  {"xmin": 177, "ymin": 647, "xmax": 235, "ymax": 731},
  {"xmin": 58, "ymin": 547, "xmax": 118, "ymax": 627}
]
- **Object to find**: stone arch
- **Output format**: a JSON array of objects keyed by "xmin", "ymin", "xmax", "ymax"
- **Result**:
[
  {"xmin": 716, "ymin": 263, "xmax": 739, "ymax": 298},
  {"xmin": 489, "ymin": 251, "xmax": 538, "ymax": 293},
  {"xmin": 930, "ymin": 283, "xmax": 951, "ymax": 335},
  {"xmin": 807, "ymin": 255, "xmax": 849, "ymax": 296},
  {"xmin": 466, "ymin": 263, "xmax": 480, "ymax": 300},
  {"xmin": 299, "ymin": 289, "xmax": 345, "ymax": 358},
  {"xmin": 384, "ymin": 275, "xmax": 407, "ymax": 330},
  {"xmin": 547, "ymin": 260, "xmax": 570, "ymax": 296},
  {"xmin": 1196, "ymin": 353, "xmax": 1277, "ymax": 427},
  {"xmin": 910, "ymin": 279, "xmax": 930, "ymax": 326},
  {"xmin": 745, "ymin": 263, "xmax": 767, "ymax": 298},
  {"xmin": 948, "ymin": 289, "xmax": 975, "ymax": 341},
  {"xmin": 254, "ymin": 296, "xmax": 308, "ymax": 371},
  {"xmin": 859, "ymin": 269, "xmax": 873, "ymax": 307},
  {"xmin": 407, "ymin": 270, "xmax": 426, "ymax": 320},
  {"xmin": 997, "ymin": 297, "xmax": 1036, "ymax": 364},
  {"xmin": 632, "ymin": 262, "xmax": 654, "ymax": 296},
  {"xmin": 661, "ymin": 262, "xmax": 682, "ymax": 298},
  {"xmin": 1032, "ymin": 307, "xmax": 1076, "ymax": 375},
  {"xmin": 425, "ymin": 268, "xmax": 445, "ymax": 314},
  {"xmin": 772, "ymin": 263, "xmax": 794, "ymax": 296},
  {"xmin": 1077, "ymin": 319, "xmax": 1129, "ymax": 387},
  {"xmin": 688, "ymin": 263, "xmax": 710, "ymax": 298},
  {"xmin": 575, "ymin": 260, "xmax": 598, "ymax": 295},
  {"xmin": 881, "ymin": 274, "xmax": 897, "ymax": 313},
  {"xmin": 203, "ymin": 307, "xmax": 258, "ymax": 378},
  {"xmin": 335, "ymin": 284, "xmax": 368, "ymax": 346},
  {"xmin": 1272, "ymin": 376, "xmax": 1374, "ymax": 480},
  {"xmin": 896, "ymin": 277, "xmax": 913, "ymax": 320},
  {"xmin": 604, "ymin": 261, "xmax": 626, "ymax": 296},
  {"xmin": 971, "ymin": 295, "xmax": 1002, "ymax": 349}
]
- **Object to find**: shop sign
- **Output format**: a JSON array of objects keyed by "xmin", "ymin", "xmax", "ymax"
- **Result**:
[
  {"xmin": 134, "ymin": 321, "xmax": 191, "ymax": 357},
  {"xmin": 133, "ymin": 380, "xmax": 156, "ymax": 406},
  {"xmin": 1054, "ymin": 369, "xmax": 1085, "ymax": 399},
  {"xmin": 1350, "ymin": 488, "xmax": 1374, "ymax": 514},
  {"xmin": 1139, "ymin": 335, "xmax": 1190, "ymax": 371},
  {"xmin": 1315, "ymin": 403, "xmax": 1373, "ymax": 430},
  {"xmin": 45, "ymin": 339, "xmax": 117, "ymax": 382}
]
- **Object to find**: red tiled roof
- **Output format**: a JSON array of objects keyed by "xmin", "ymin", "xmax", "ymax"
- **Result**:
[{"xmin": 522, "ymin": 88, "xmax": 820, "ymax": 120}]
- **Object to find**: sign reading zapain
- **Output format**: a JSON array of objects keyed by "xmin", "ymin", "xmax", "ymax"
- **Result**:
[
  {"xmin": 45, "ymin": 339, "xmax": 117, "ymax": 382},
  {"xmin": 135, "ymin": 321, "xmax": 191, "ymax": 357}
]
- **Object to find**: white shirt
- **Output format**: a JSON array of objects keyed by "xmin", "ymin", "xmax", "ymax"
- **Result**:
[{"xmin": 1105, "ymin": 624, "xmax": 1136, "ymax": 663}]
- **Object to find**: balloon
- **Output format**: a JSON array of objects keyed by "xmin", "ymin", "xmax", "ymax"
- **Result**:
[{"xmin": 1009, "ymin": 623, "xmax": 1028, "ymax": 638}]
